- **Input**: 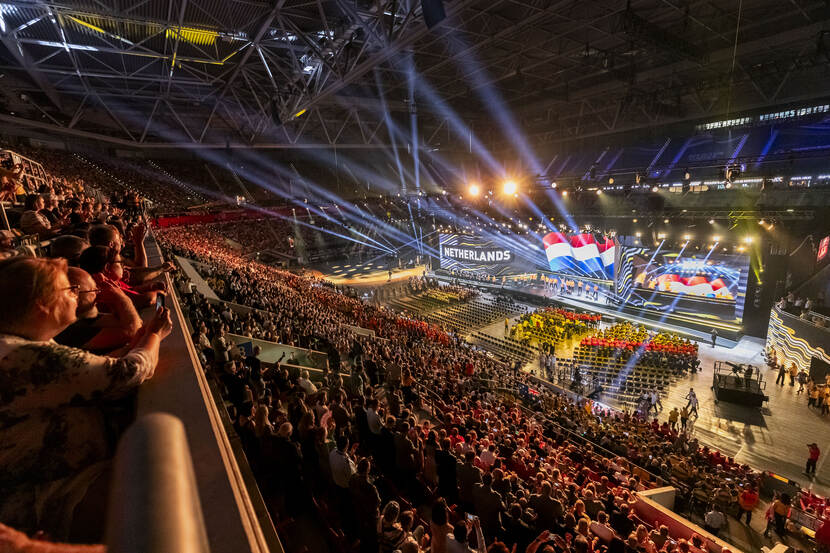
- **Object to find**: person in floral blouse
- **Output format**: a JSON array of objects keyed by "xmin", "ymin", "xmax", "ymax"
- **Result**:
[{"xmin": 0, "ymin": 256, "xmax": 172, "ymax": 537}]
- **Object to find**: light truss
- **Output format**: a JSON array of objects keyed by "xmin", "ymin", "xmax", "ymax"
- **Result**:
[{"xmin": 0, "ymin": 0, "xmax": 827, "ymax": 150}]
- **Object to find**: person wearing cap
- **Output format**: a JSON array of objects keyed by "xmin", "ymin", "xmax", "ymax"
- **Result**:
[{"xmin": 807, "ymin": 443, "xmax": 821, "ymax": 476}]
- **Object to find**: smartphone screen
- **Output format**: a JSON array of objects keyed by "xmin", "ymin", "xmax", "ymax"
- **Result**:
[
  {"xmin": 156, "ymin": 293, "xmax": 166, "ymax": 311},
  {"xmin": 466, "ymin": 513, "xmax": 475, "ymax": 521}
]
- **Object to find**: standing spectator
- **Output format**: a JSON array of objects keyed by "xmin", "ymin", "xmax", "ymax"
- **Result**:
[
  {"xmin": 737, "ymin": 486, "xmax": 759, "ymax": 524},
  {"xmin": 430, "ymin": 499, "xmax": 454, "ymax": 553},
  {"xmin": 771, "ymin": 493, "xmax": 791, "ymax": 538},
  {"xmin": 776, "ymin": 363, "xmax": 786, "ymax": 386},
  {"xmin": 447, "ymin": 518, "xmax": 486, "ymax": 553},
  {"xmin": 797, "ymin": 369, "xmax": 808, "ymax": 393},
  {"xmin": 457, "ymin": 450, "xmax": 482, "ymax": 513},
  {"xmin": 710, "ymin": 328, "xmax": 718, "ymax": 348},
  {"xmin": 668, "ymin": 407, "xmax": 679, "ymax": 431},
  {"xmin": 703, "ymin": 505, "xmax": 726, "ymax": 536},
  {"xmin": 349, "ymin": 458, "xmax": 380, "ymax": 553},
  {"xmin": 329, "ymin": 434, "xmax": 357, "ymax": 532},
  {"xmin": 806, "ymin": 443, "xmax": 821, "ymax": 477}
]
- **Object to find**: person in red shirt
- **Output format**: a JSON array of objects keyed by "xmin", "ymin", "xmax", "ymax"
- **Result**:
[
  {"xmin": 807, "ymin": 443, "xmax": 821, "ymax": 476},
  {"xmin": 737, "ymin": 486, "xmax": 760, "ymax": 524}
]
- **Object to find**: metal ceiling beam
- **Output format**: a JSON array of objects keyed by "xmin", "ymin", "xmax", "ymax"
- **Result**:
[
  {"xmin": 0, "ymin": 113, "xmax": 397, "ymax": 148},
  {"xmin": 291, "ymin": 0, "xmax": 479, "ymax": 115},
  {"xmin": 512, "ymin": 18, "xmax": 829, "ymax": 118},
  {"xmin": 0, "ymin": 31, "xmax": 64, "ymax": 111},
  {"xmin": 199, "ymin": 0, "xmax": 286, "ymax": 142}
]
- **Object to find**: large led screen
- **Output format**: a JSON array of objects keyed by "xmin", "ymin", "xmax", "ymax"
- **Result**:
[{"xmin": 617, "ymin": 247, "xmax": 749, "ymax": 323}]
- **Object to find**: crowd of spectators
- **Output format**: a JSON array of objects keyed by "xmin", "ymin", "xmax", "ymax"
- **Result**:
[
  {"xmin": 0, "ymin": 151, "xmax": 178, "ymax": 550},
  {"xmin": 776, "ymin": 292, "xmax": 828, "ymax": 326},
  {"xmin": 157, "ymin": 223, "xmax": 776, "ymax": 553}
]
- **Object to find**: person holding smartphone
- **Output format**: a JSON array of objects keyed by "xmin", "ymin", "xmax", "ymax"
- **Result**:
[{"xmin": 446, "ymin": 516, "xmax": 485, "ymax": 553}]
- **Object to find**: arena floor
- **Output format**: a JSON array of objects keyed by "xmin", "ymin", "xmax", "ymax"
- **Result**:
[{"xmin": 317, "ymin": 261, "xmax": 426, "ymax": 287}]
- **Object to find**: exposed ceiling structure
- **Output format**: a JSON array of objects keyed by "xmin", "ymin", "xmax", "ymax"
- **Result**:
[{"xmin": 0, "ymin": 0, "xmax": 828, "ymax": 151}]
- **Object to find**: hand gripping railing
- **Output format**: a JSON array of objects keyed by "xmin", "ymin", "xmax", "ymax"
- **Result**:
[{"xmin": 106, "ymin": 413, "xmax": 211, "ymax": 553}]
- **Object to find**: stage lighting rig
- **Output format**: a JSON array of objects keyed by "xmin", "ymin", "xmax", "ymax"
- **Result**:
[
  {"xmin": 502, "ymin": 180, "xmax": 518, "ymax": 195},
  {"xmin": 468, "ymin": 184, "xmax": 480, "ymax": 197}
]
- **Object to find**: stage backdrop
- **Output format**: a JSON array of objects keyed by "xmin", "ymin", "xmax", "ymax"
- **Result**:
[{"xmin": 541, "ymin": 232, "xmax": 617, "ymax": 280}]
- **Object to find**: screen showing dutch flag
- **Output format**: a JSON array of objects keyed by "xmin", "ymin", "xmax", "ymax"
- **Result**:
[{"xmin": 542, "ymin": 232, "xmax": 616, "ymax": 279}]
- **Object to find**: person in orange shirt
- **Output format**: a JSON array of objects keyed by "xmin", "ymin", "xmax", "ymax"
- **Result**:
[{"xmin": 737, "ymin": 486, "xmax": 759, "ymax": 524}]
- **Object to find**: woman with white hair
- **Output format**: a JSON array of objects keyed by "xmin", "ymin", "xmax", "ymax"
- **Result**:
[{"xmin": 0, "ymin": 256, "xmax": 172, "ymax": 536}]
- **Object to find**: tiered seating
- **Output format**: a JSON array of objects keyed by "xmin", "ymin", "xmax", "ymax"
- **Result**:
[
  {"xmin": 387, "ymin": 294, "xmax": 456, "ymax": 315},
  {"xmin": 470, "ymin": 331, "xmax": 538, "ymax": 365},
  {"xmin": 571, "ymin": 344, "xmax": 676, "ymax": 405},
  {"xmin": 423, "ymin": 297, "xmax": 524, "ymax": 333}
]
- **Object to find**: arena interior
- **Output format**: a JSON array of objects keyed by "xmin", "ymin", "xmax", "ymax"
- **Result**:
[{"xmin": 3, "ymin": 1, "xmax": 830, "ymax": 552}]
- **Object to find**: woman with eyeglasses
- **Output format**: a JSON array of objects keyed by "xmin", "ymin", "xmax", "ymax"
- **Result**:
[
  {"xmin": 0, "ymin": 256, "xmax": 172, "ymax": 538},
  {"xmin": 53, "ymin": 267, "xmax": 143, "ymax": 354}
]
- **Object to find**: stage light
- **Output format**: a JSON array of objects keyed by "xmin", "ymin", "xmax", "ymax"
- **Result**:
[
  {"xmin": 683, "ymin": 234, "xmax": 692, "ymax": 240},
  {"xmin": 608, "ymin": 177, "xmax": 614, "ymax": 184},
  {"xmin": 503, "ymin": 180, "xmax": 517, "ymax": 195},
  {"xmin": 657, "ymin": 233, "xmax": 666, "ymax": 239},
  {"xmin": 743, "ymin": 236, "xmax": 753, "ymax": 244},
  {"xmin": 713, "ymin": 235, "xmax": 721, "ymax": 242},
  {"xmin": 562, "ymin": 190, "xmax": 568, "ymax": 197},
  {"xmin": 652, "ymin": 186, "xmax": 659, "ymax": 192},
  {"xmin": 708, "ymin": 219, "xmax": 715, "ymax": 224},
  {"xmin": 596, "ymin": 189, "xmax": 602, "ymax": 195},
  {"xmin": 635, "ymin": 231, "xmax": 642, "ymax": 237},
  {"xmin": 468, "ymin": 183, "xmax": 480, "ymax": 197},
  {"xmin": 738, "ymin": 245, "xmax": 745, "ymax": 252},
  {"xmin": 758, "ymin": 219, "xmax": 765, "ymax": 225},
  {"xmin": 551, "ymin": 182, "xmax": 557, "ymax": 189},
  {"xmin": 663, "ymin": 218, "xmax": 669, "ymax": 224}
]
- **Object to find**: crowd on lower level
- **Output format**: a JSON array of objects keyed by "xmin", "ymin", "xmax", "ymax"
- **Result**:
[{"xmin": 153, "ymin": 225, "xmax": 792, "ymax": 553}]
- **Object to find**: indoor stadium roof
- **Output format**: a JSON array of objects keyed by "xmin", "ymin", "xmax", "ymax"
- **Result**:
[{"xmin": 0, "ymin": 0, "xmax": 828, "ymax": 150}]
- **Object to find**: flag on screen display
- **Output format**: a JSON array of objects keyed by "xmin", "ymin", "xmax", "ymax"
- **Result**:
[{"xmin": 542, "ymin": 232, "xmax": 615, "ymax": 278}]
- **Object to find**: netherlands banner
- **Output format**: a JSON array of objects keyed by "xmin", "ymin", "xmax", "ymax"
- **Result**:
[{"xmin": 542, "ymin": 232, "xmax": 616, "ymax": 278}]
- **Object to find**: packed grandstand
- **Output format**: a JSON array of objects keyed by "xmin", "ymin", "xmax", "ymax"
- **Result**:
[
  {"xmin": 2, "ymin": 1, "xmax": 830, "ymax": 551},
  {"xmin": 0, "ymin": 142, "xmax": 829, "ymax": 553}
]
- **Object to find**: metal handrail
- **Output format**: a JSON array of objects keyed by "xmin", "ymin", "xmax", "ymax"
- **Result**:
[{"xmin": 106, "ymin": 413, "xmax": 210, "ymax": 553}]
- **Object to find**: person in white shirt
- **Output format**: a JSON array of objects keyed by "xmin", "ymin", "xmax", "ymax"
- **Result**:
[
  {"xmin": 297, "ymin": 369, "xmax": 318, "ymax": 395},
  {"xmin": 704, "ymin": 506, "xmax": 726, "ymax": 536},
  {"xmin": 479, "ymin": 444, "xmax": 497, "ymax": 470},
  {"xmin": 367, "ymin": 399, "xmax": 383, "ymax": 435},
  {"xmin": 447, "ymin": 517, "xmax": 486, "ymax": 553},
  {"xmin": 590, "ymin": 511, "xmax": 616, "ymax": 544},
  {"xmin": 329, "ymin": 434, "xmax": 356, "ymax": 489}
]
